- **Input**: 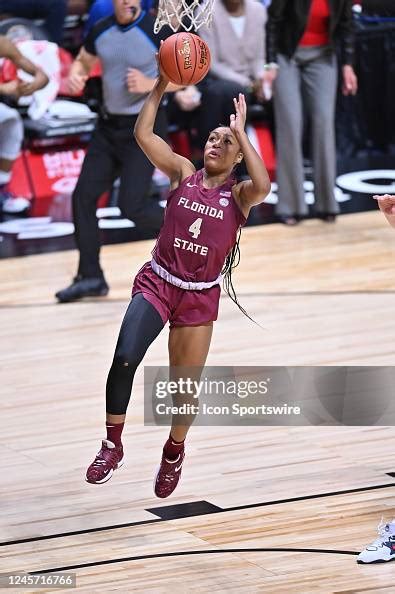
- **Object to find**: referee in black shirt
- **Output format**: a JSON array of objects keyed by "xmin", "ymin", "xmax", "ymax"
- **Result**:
[{"xmin": 56, "ymin": 0, "xmax": 177, "ymax": 303}]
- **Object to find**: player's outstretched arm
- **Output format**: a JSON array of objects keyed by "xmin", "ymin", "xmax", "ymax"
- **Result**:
[
  {"xmin": 231, "ymin": 94, "xmax": 271, "ymax": 211},
  {"xmin": 374, "ymin": 194, "xmax": 395, "ymax": 228},
  {"xmin": 134, "ymin": 75, "xmax": 194, "ymax": 187}
]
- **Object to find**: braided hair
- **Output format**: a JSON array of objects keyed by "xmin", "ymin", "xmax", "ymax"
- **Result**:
[{"xmin": 221, "ymin": 228, "xmax": 260, "ymax": 326}]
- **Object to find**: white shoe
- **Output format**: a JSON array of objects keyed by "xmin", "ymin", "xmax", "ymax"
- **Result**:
[
  {"xmin": 357, "ymin": 519, "xmax": 395, "ymax": 563},
  {"xmin": 1, "ymin": 190, "xmax": 30, "ymax": 214}
]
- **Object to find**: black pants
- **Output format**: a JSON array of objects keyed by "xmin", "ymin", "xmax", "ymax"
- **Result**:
[
  {"xmin": 197, "ymin": 76, "xmax": 247, "ymax": 148},
  {"xmin": 72, "ymin": 109, "xmax": 167, "ymax": 279},
  {"xmin": 106, "ymin": 293, "xmax": 165, "ymax": 415}
]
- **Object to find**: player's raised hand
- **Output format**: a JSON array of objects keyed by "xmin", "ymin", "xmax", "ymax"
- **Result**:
[
  {"xmin": 155, "ymin": 47, "xmax": 170, "ymax": 87},
  {"xmin": 373, "ymin": 194, "xmax": 395, "ymax": 215},
  {"xmin": 230, "ymin": 93, "xmax": 247, "ymax": 137}
]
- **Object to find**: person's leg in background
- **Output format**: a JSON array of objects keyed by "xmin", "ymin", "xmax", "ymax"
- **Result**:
[
  {"xmin": 0, "ymin": 104, "xmax": 28, "ymax": 219},
  {"xmin": 272, "ymin": 53, "xmax": 306, "ymax": 224},
  {"xmin": 0, "ymin": 0, "xmax": 67, "ymax": 45},
  {"xmin": 55, "ymin": 121, "xmax": 116, "ymax": 302},
  {"xmin": 197, "ymin": 77, "xmax": 246, "ymax": 151},
  {"xmin": 86, "ymin": 292, "xmax": 165, "ymax": 484},
  {"xmin": 302, "ymin": 47, "xmax": 339, "ymax": 220},
  {"xmin": 116, "ymin": 110, "xmax": 168, "ymax": 233},
  {"xmin": 154, "ymin": 323, "xmax": 213, "ymax": 498}
]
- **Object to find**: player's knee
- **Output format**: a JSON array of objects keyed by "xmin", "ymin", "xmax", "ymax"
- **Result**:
[{"xmin": 113, "ymin": 349, "xmax": 141, "ymax": 371}]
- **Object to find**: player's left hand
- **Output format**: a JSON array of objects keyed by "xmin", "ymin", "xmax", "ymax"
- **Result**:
[
  {"xmin": 127, "ymin": 68, "xmax": 154, "ymax": 94},
  {"xmin": 373, "ymin": 194, "xmax": 395, "ymax": 215},
  {"xmin": 230, "ymin": 93, "xmax": 247, "ymax": 137}
]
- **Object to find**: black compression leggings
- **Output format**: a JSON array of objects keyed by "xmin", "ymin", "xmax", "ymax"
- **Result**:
[{"xmin": 106, "ymin": 293, "xmax": 164, "ymax": 415}]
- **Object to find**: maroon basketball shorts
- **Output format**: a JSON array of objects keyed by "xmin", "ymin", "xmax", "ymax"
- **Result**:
[{"xmin": 132, "ymin": 262, "xmax": 221, "ymax": 328}]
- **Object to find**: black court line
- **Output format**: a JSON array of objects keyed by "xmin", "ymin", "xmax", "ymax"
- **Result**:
[
  {"xmin": 387, "ymin": 472, "xmax": 395, "ymax": 478},
  {"xmin": 223, "ymin": 482, "xmax": 395, "ymax": 514},
  {"xmin": 29, "ymin": 548, "xmax": 359, "ymax": 575},
  {"xmin": 2, "ymin": 481, "xmax": 394, "ymax": 548}
]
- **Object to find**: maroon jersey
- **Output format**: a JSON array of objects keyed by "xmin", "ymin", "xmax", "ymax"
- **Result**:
[{"xmin": 152, "ymin": 169, "xmax": 246, "ymax": 283}]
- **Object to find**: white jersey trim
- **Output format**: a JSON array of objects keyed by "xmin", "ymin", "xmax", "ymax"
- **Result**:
[{"xmin": 151, "ymin": 258, "xmax": 222, "ymax": 291}]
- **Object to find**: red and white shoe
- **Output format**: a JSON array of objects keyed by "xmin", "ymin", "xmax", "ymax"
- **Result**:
[
  {"xmin": 154, "ymin": 449, "xmax": 185, "ymax": 498},
  {"xmin": 86, "ymin": 439, "xmax": 124, "ymax": 484}
]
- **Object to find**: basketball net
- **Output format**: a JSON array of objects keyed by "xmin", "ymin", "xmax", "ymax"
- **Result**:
[{"xmin": 154, "ymin": 0, "xmax": 215, "ymax": 33}]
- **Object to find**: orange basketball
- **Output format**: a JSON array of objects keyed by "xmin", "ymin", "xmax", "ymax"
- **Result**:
[{"xmin": 158, "ymin": 32, "xmax": 211, "ymax": 86}]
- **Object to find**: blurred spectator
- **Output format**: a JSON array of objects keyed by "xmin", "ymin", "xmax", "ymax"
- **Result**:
[
  {"xmin": 196, "ymin": 0, "xmax": 269, "ymax": 150},
  {"xmin": 266, "ymin": 0, "xmax": 358, "ymax": 225},
  {"xmin": 0, "ymin": 0, "xmax": 67, "ymax": 45},
  {"xmin": 0, "ymin": 34, "xmax": 48, "ymax": 217}
]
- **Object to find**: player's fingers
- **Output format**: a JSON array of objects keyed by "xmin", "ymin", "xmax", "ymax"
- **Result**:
[
  {"xmin": 239, "ymin": 93, "xmax": 247, "ymax": 115},
  {"xmin": 374, "ymin": 194, "xmax": 393, "ymax": 201}
]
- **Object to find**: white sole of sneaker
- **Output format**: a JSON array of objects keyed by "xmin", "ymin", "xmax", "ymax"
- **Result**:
[
  {"xmin": 85, "ymin": 456, "xmax": 124, "ymax": 485},
  {"xmin": 357, "ymin": 556, "xmax": 394, "ymax": 564}
]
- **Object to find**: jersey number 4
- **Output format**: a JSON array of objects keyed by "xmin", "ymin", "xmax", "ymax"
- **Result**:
[{"xmin": 188, "ymin": 217, "xmax": 203, "ymax": 239}]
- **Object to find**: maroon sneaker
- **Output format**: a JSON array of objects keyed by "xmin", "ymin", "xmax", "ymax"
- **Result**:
[
  {"xmin": 86, "ymin": 439, "xmax": 124, "ymax": 484},
  {"xmin": 154, "ymin": 449, "xmax": 185, "ymax": 498}
]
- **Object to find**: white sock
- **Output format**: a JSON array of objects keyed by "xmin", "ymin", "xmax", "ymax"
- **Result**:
[{"xmin": 0, "ymin": 170, "xmax": 11, "ymax": 185}]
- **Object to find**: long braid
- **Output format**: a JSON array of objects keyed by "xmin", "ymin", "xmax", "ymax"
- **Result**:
[{"xmin": 221, "ymin": 228, "xmax": 260, "ymax": 326}]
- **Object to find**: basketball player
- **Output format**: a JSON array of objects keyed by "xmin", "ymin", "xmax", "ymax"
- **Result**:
[
  {"xmin": 357, "ymin": 193, "xmax": 395, "ymax": 563},
  {"xmin": 85, "ymin": 70, "xmax": 271, "ymax": 497}
]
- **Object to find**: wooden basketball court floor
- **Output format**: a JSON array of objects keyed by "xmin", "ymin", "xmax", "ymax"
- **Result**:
[{"xmin": 1, "ymin": 210, "xmax": 394, "ymax": 593}]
